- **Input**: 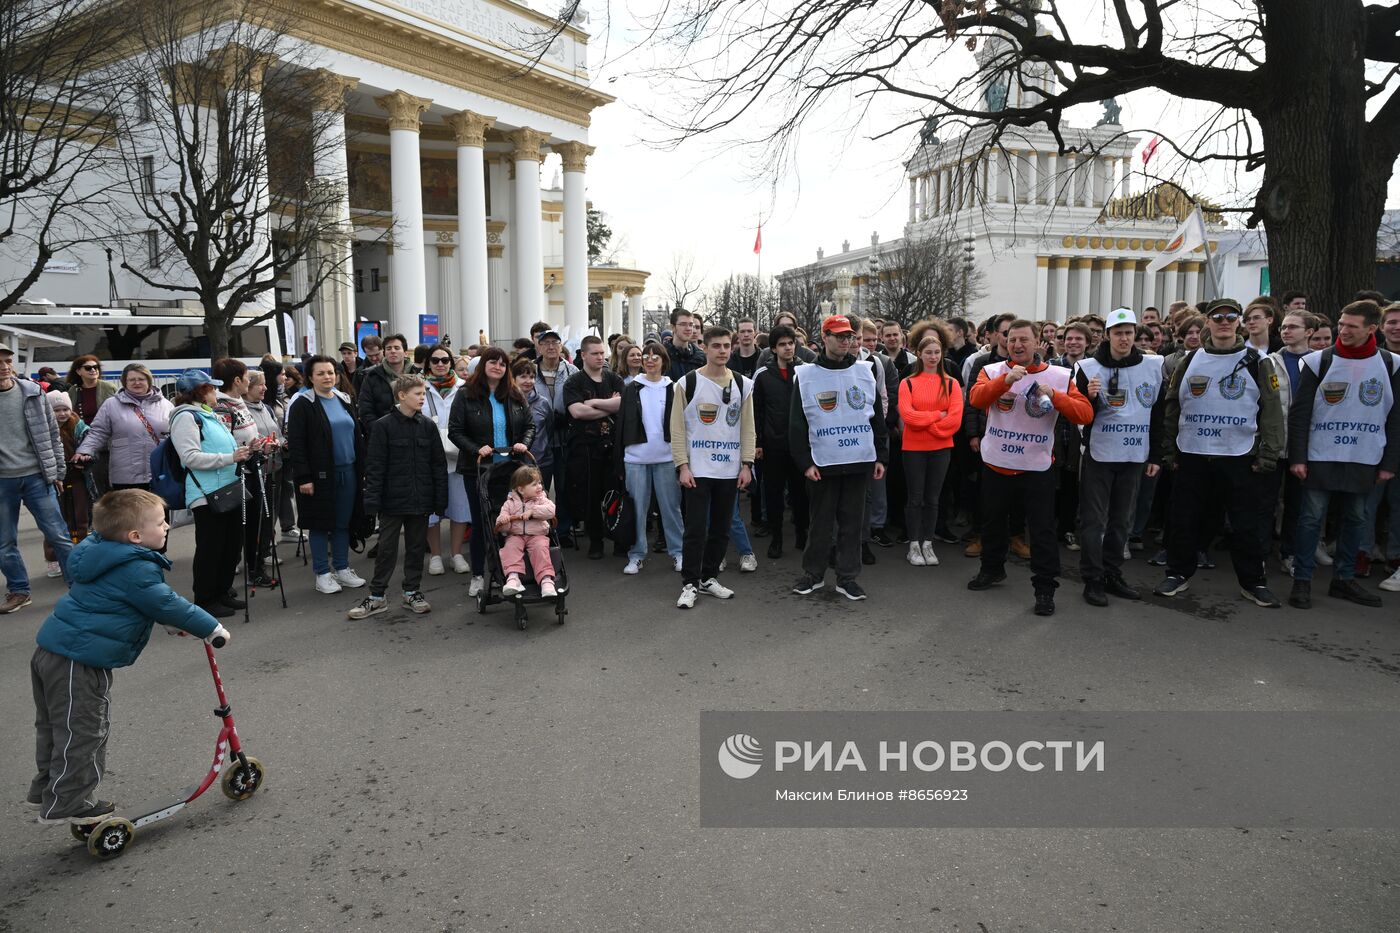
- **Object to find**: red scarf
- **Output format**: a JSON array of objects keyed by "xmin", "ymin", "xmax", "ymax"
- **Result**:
[{"xmin": 1335, "ymin": 333, "xmax": 1377, "ymax": 359}]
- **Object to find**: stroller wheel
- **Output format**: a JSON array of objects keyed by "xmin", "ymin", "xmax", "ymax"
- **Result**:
[
  {"xmin": 515, "ymin": 601, "xmax": 528, "ymax": 630},
  {"xmin": 556, "ymin": 602, "xmax": 567, "ymax": 625},
  {"xmin": 476, "ymin": 588, "xmax": 487, "ymax": 614}
]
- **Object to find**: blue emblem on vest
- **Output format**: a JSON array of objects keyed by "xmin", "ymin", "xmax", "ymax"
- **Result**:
[
  {"xmin": 1218, "ymin": 372, "xmax": 1247, "ymax": 401},
  {"xmin": 1135, "ymin": 382, "xmax": 1156, "ymax": 407},
  {"xmin": 725, "ymin": 401, "xmax": 741, "ymax": 426},
  {"xmin": 1359, "ymin": 377, "xmax": 1384, "ymax": 407},
  {"xmin": 845, "ymin": 384, "xmax": 866, "ymax": 410}
]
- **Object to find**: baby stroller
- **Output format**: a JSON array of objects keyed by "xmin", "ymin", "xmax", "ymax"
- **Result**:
[{"xmin": 475, "ymin": 449, "xmax": 569, "ymax": 630}]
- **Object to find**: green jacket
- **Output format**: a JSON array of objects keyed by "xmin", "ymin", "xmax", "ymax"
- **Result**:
[{"xmin": 1161, "ymin": 336, "xmax": 1285, "ymax": 471}]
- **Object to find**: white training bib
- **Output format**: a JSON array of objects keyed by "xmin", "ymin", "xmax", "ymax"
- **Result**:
[
  {"xmin": 1303, "ymin": 350, "xmax": 1396, "ymax": 465},
  {"xmin": 981, "ymin": 361, "xmax": 1070, "ymax": 472},
  {"xmin": 796, "ymin": 361, "xmax": 877, "ymax": 467},
  {"xmin": 1176, "ymin": 349, "xmax": 1260, "ymax": 457},
  {"xmin": 1077, "ymin": 356, "xmax": 1163, "ymax": 463},
  {"xmin": 683, "ymin": 372, "xmax": 748, "ymax": 479}
]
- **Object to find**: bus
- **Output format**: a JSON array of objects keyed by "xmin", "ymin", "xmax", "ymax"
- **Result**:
[{"xmin": 0, "ymin": 306, "xmax": 286, "ymax": 390}]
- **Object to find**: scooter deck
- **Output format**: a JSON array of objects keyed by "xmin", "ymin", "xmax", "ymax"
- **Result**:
[{"xmin": 121, "ymin": 786, "xmax": 200, "ymax": 829}]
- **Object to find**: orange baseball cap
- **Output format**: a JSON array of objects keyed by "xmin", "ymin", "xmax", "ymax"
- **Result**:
[{"xmin": 821, "ymin": 315, "xmax": 854, "ymax": 334}]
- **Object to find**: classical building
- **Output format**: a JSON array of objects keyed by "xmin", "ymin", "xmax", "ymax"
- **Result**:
[{"xmin": 14, "ymin": 0, "xmax": 647, "ymax": 351}]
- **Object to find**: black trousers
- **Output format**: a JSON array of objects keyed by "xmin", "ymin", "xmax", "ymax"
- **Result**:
[
  {"xmin": 192, "ymin": 503, "xmax": 242, "ymax": 605},
  {"xmin": 1166, "ymin": 453, "xmax": 1267, "ymax": 588},
  {"xmin": 762, "ymin": 448, "xmax": 809, "ymax": 547},
  {"xmin": 370, "ymin": 513, "xmax": 429, "ymax": 596},
  {"xmin": 979, "ymin": 466, "xmax": 1059, "ymax": 592},
  {"xmin": 242, "ymin": 464, "xmax": 276, "ymax": 569},
  {"xmin": 802, "ymin": 471, "xmax": 869, "ymax": 583},
  {"xmin": 903, "ymin": 449, "xmax": 951, "ymax": 543},
  {"xmin": 566, "ymin": 441, "xmax": 611, "ymax": 548},
  {"xmin": 682, "ymin": 476, "xmax": 737, "ymax": 585},
  {"xmin": 1077, "ymin": 455, "xmax": 1143, "ymax": 583}
]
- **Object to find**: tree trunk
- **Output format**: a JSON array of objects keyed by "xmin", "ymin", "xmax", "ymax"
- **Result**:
[
  {"xmin": 205, "ymin": 303, "xmax": 231, "ymax": 365},
  {"xmin": 1256, "ymin": 0, "xmax": 1386, "ymax": 319}
]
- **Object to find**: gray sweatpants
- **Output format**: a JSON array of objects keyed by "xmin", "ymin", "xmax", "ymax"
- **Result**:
[{"xmin": 30, "ymin": 647, "xmax": 112, "ymax": 820}]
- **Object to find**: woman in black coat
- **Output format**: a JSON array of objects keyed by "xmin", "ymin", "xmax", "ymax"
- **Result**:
[
  {"xmin": 446, "ymin": 346, "xmax": 534, "ymax": 592},
  {"xmin": 287, "ymin": 355, "xmax": 368, "ymax": 594}
]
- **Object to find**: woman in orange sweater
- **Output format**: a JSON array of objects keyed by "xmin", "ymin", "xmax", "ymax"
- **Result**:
[{"xmin": 897, "ymin": 323, "xmax": 964, "ymax": 566}]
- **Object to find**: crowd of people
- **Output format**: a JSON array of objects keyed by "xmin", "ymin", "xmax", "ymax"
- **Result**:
[{"xmin": 4, "ymin": 288, "xmax": 1400, "ymax": 627}]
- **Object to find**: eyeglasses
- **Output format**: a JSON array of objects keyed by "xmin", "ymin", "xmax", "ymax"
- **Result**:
[
  {"xmin": 81, "ymin": 364, "xmax": 100, "ymax": 371},
  {"xmin": 429, "ymin": 356, "xmax": 453, "ymax": 364},
  {"xmin": 1279, "ymin": 323, "xmax": 1304, "ymax": 331},
  {"xmin": 827, "ymin": 332, "xmax": 857, "ymax": 342},
  {"xmin": 1209, "ymin": 312, "xmax": 1241, "ymax": 323}
]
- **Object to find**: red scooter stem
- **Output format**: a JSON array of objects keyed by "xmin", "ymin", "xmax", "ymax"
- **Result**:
[{"xmin": 187, "ymin": 642, "xmax": 244, "ymax": 803}]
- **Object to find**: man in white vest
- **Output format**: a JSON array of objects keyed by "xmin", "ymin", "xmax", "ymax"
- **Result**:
[
  {"xmin": 1155, "ymin": 298, "xmax": 1286, "ymax": 607},
  {"xmin": 1286, "ymin": 299, "xmax": 1400, "ymax": 608},
  {"xmin": 670, "ymin": 326, "xmax": 755, "ymax": 609},
  {"xmin": 966, "ymin": 319, "xmax": 1094, "ymax": 617},
  {"xmin": 1075, "ymin": 308, "xmax": 1165, "ymax": 607},
  {"xmin": 789, "ymin": 316, "xmax": 889, "ymax": 601}
]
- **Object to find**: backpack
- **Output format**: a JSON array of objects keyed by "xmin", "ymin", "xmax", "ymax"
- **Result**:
[
  {"xmin": 663, "ymin": 371, "xmax": 750, "ymax": 443},
  {"xmin": 601, "ymin": 486, "xmax": 636, "ymax": 548},
  {"xmin": 149, "ymin": 410, "xmax": 201, "ymax": 510}
]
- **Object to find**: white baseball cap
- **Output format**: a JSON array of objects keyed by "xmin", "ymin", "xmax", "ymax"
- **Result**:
[{"xmin": 1105, "ymin": 307, "xmax": 1137, "ymax": 330}]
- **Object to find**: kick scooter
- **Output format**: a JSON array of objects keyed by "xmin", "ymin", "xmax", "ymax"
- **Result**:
[{"xmin": 74, "ymin": 634, "xmax": 265, "ymax": 859}]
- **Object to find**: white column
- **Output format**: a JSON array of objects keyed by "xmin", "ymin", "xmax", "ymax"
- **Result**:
[
  {"xmin": 509, "ymin": 128, "xmax": 547, "ymax": 339},
  {"xmin": 1026, "ymin": 152, "xmax": 1038, "ymax": 205},
  {"xmin": 1160, "ymin": 261, "xmax": 1178, "ymax": 309},
  {"xmin": 1045, "ymin": 154, "xmax": 1058, "ymax": 205},
  {"xmin": 445, "ymin": 111, "xmax": 494, "ymax": 350},
  {"xmin": 1120, "ymin": 259, "xmax": 1139, "ymax": 309},
  {"xmin": 486, "ymin": 243, "xmax": 506, "ymax": 346},
  {"xmin": 1184, "ymin": 261, "xmax": 1201, "ymax": 306},
  {"xmin": 908, "ymin": 176, "xmax": 917, "ymax": 224},
  {"xmin": 1052, "ymin": 256, "xmax": 1070, "ymax": 321},
  {"xmin": 1098, "ymin": 260, "xmax": 1117, "ymax": 314},
  {"xmin": 302, "ymin": 70, "xmax": 359, "ymax": 355},
  {"xmin": 1073, "ymin": 258, "xmax": 1092, "ymax": 315},
  {"xmin": 626, "ymin": 288, "xmax": 644, "ymax": 338},
  {"xmin": 557, "ymin": 141, "xmax": 594, "ymax": 344},
  {"xmin": 987, "ymin": 153, "xmax": 1001, "ymax": 204},
  {"xmin": 436, "ymin": 244, "xmax": 459, "ymax": 343},
  {"xmin": 290, "ymin": 257, "xmax": 313, "ymax": 355},
  {"xmin": 1034, "ymin": 257, "xmax": 1049, "ymax": 319},
  {"xmin": 375, "ymin": 90, "xmax": 432, "ymax": 339}
]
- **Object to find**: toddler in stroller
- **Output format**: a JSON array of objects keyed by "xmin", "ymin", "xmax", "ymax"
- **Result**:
[{"xmin": 494, "ymin": 466, "xmax": 558, "ymax": 598}]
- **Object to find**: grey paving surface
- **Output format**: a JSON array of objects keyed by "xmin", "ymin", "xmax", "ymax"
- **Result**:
[{"xmin": 2, "ymin": 518, "xmax": 1399, "ymax": 932}]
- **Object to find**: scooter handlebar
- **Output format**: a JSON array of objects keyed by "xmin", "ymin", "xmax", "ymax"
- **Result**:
[{"xmin": 210, "ymin": 635, "xmax": 226, "ymax": 649}]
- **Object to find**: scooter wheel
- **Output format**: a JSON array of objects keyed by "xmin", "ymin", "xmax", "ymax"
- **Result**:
[
  {"xmin": 221, "ymin": 756, "xmax": 266, "ymax": 801},
  {"xmin": 70, "ymin": 822, "xmax": 95, "ymax": 842},
  {"xmin": 86, "ymin": 817, "xmax": 135, "ymax": 859}
]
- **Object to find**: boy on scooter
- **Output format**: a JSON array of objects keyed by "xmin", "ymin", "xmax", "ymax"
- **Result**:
[{"xmin": 28, "ymin": 489, "xmax": 230, "ymax": 826}]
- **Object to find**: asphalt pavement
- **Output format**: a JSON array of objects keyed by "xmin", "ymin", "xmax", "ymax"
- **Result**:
[{"xmin": 2, "ymin": 515, "xmax": 1398, "ymax": 932}]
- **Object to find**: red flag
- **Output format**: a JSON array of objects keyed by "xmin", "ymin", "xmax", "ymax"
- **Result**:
[
  {"xmin": 1141, "ymin": 136, "xmax": 1160, "ymax": 166},
  {"xmin": 753, "ymin": 225, "xmax": 762, "ymax": 254}
]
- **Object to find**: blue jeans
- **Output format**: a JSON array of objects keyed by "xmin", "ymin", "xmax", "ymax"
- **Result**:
[
  {"xmin": 309, "ymin": 464, "xmax": 355, "ymax": 575},
  {"xmin": 1293, "ymin": 487, "xmax": 1368, "ymax": 582},
  {"xmin": 0, "ymin": 473, "xmax": 74, "ymax": 594},
  {"xmin": 1361, "ymin": 477, "xmax": 1400, "ymax": 560},
  {"xmin": 730, "ymin": 498, "xmax": 753, "ymax": 556},
  {"xmin": 624, "ymin": 461, "xmax": 684, "ymax": 563}
]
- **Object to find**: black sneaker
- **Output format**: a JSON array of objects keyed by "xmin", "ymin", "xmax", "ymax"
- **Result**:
[
  {"xmin": 587, "ymin": 544, "xmax": 605, "ymax": 560},
  {"xmin": 1154, "ymin": 575, "xmax": 1189, "ymax": 597},
  {"xmin": 766, "ymin": 541, "xmax": 783, "ymax": 560},
  {"xmin": 1197, "ymin": 550, "xmax": 1216, "ymax": 570},
  {"xmin": 37, "ymin": 799, "xmax": 116, "ymax": 826},
  {"xmin": 558, "ymin": 533, "xmax": 575, "ymax": 549},
  {"xmin": 861, "ymin": 543, "xmax": 877, "ymax": 565},
  {"xmin": 966, "ymin": 570, "xmax": 1006, "ymax": 591},
  {"xmin": 220, "ymin": 592, "xmax": 247, "ymax": 609},
  {"xmin": 794, "ymin": 531, "xmax": 808, "ymax": 550},
  {"xmin": 199, "ymin": 601, "xmax": 236, "ymax": 619},
  {"xmin": 1104, "ymin": 576, "xmax": 1142, "ymax": 600},
  {"xmin": 835, "ymin": 580, "xmax": 867, "ymax": 601},
  {"xmin": 1148, "ymin": 549, "xmax": 1168, "ymax": 566},
  {"xmin": 1288, "ymin": 580, "xmax": 1311, "ymax": 609},
  {"xmin": 1328, "ymin": 578, "xmax": 1382, "ymax": 607},
  {"xmin": 933, "ymin": 529, "xmax": 960, "ymax": 545},
  {"xmin": 791, "ymin": 573, "xmax": 824, "ymax": 595},
  {"xmin": 871, "ymin": 528, "xmax": 895, "ymax": 548},
  {"xmin": 753, "ymin": 523, "xmax": 771, "ymax": 538},
  {"xmin": 248, "ymin": 572, "xmax": 278, "ymax": 589},
  {"xmin": 1083, "ymin": 580, "xmax": 1108, "ymax": 607},
  {"xmin": 894, "ymin": 528, "xmax": 910, "ymax": 545},
  {"xmin": 651, "ymin": 537, "xmax": 667, "ymax": 554},
  {"xmin": 1034, "ymin": 592, "xmax": 1056, "ymax": 616},
  {"xmin": 1240, "ymin": 585, "xmax": 1281, "ymax": 608},
  {"xmin": 1128, "ymin": 535, "xmax": 1145, "ymax": 551}
]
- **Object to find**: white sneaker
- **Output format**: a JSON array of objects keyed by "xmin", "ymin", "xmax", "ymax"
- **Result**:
[
  {"xmin": 1381, "ymin": 567, "xmax": 1400, "ymax": 592},
  {"xmin": 540, "ymin": 578, "xmax": 557, "ymax": 598},
  {"xmin": 1123, "ymin": 543, "xmax": 1132, "ymax": 561},
  {"xmin": 1315, "ymin": 543, "xmax": 1334, "ymax": 567},
  {"xmin": 673, "ymin": 556, "xmax": 683, "ymax": 572},
  {"xmin": 907, "ymin": 543, "xmax": 926, "ymax": 566},
  {"xmin": 44, "ymin": 561, "xmax": 62, "ymax": 578},
  {"xmin": 677, "ymin": 583, "xmax": 698, "ymax": 609},
  {"xmin": 335, "ymin": 568, "xmax": 366, "ymax": 588},
  {"xmin": 451, "ymin": 554, "xmax": 470, "ymax": 574},
  {"xmin": 700, "ymin": 577, "xmax": 734, "ymax": 599},
  {"xmin": 347, "ymin": 595, "xmax": 387, "ymax": 619},
  {"xmin": 468, "ymin": 575, "xmax": 485, "ymax": 596},
  {"xmin": 502, "ymin": 574, "xmax": 524, "ymax": 596},
  {"xmin": 427, "ymin": 555, "xmax": 445, "ymax": 576},
  {"xmin": 315, "ymin": 572, "xmax": 342, "ymax": 594},
  {"xmin": 718, "ymin": 558, "xmax": 727, "ymax": 573},
  {"xmin": 1280, "ymin": 555, "xmax": 1295, "ymax": 577},
  {"xmin": 623, "ymin": 558, "xmax": 643, "ymax": 575},
  {"xmin": 739, "ymin": 553, "xmax": 758, "ymax": 573},
  {"xmin": 921, "ymin": 541, "xmax": 939, "ymax": 566}
]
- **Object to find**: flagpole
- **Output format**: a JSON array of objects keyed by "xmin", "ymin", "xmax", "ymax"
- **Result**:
[{"xmin": 1195, "ymin": 208, "xmax": 1220, "ymax": 301}]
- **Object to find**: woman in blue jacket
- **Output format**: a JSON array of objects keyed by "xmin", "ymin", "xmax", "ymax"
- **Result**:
[{"xmin": 170, "ymin": 369, "xmax": 252, "ymax": 619}]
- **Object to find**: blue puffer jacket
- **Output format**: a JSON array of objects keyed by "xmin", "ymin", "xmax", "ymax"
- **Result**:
[{"xmin": 36, "ymin": 534, "xmax": 219, "ymax": 669}]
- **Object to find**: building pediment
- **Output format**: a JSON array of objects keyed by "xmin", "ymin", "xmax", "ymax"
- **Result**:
[{"xmin": 1098, "ymin": 182, "xmax": 1224, "ymax": 225}]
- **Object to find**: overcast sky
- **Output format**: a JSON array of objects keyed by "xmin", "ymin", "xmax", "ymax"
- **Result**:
[{"xmin": 565, "ymin": 1, "xmax": 1400, "ymax": 301}]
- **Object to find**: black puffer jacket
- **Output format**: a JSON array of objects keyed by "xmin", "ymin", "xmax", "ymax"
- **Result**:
[
  {"xmin": 446, "ymin": 389, "xmax": 536, "ymax": 476},
  {"xmin": 363, "ymin": 408, "xmax": 448, "ymax": 516},
  {"xmin": 753, "ymin": 359, "xmax": 803, "ymax": 453},
  {"xmin": 356, "ymin": 363, "xmax": 400, "ymax": 431}
]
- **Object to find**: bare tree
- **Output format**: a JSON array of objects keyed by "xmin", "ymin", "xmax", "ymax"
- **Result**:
[
  {"xmin": 650, "ymin": 0, "xmax": 1400, "ymax": 315},
  {"xmin": 776, "ymin": 262, "xmax": 827, "ymax": 335},
  {"xmin": 0, "ymin": 0, "xmax": 123, "ymax": 312},
  {"xmin": 661, "ymin": 251, "xmax": 706, "ymax": 309},
  {"xmin": 704, "ymin": 273, "xmax": 779, "ymax": 328},
  {"xmin": 878, "ymin": 235, "xmax": 987, "ymax": 327},
  {"xmin": 111, "ymin": 1, "xmax": 364, "ymax": 360}
]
